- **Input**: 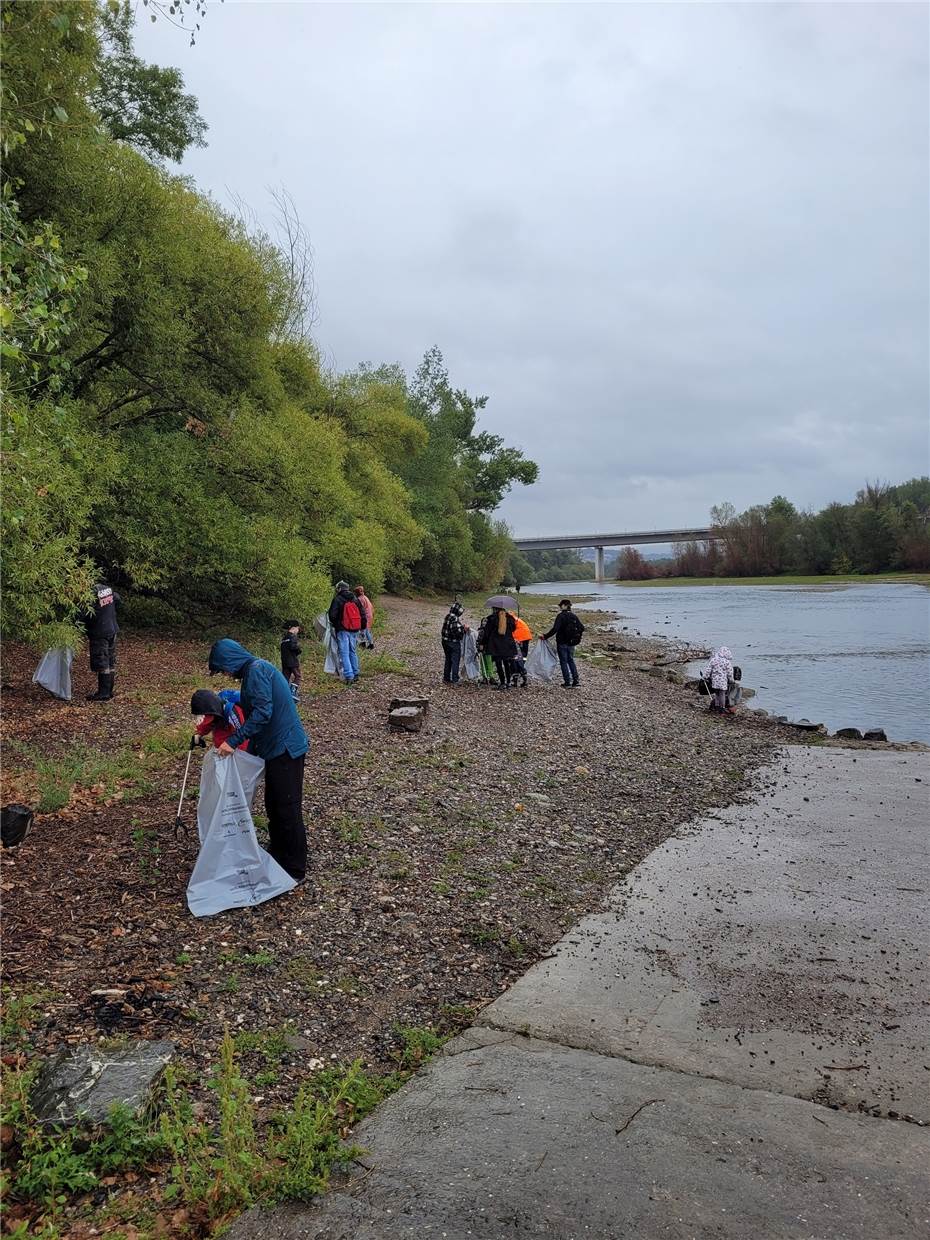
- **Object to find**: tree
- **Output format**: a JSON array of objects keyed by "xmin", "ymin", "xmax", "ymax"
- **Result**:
[
  {"xmin": 616, "ymin": 548, "xmax": 654, "ymax": 580},
  {"xmin": 93, "ymin": 1, "xmax": 207, "ymax": 162}
]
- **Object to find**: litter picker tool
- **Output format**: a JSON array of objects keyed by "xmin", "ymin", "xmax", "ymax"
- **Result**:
[{"xmin": 175, "ymin": 735, "xmax": 203, "ymax": 836}]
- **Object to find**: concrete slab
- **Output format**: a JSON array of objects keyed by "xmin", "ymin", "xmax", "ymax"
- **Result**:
[
  {"xmin": 229, "ymin": 1029, "xmax": 929, "ymax": 1240},
  {"xmin": 481, "ymin": 748, "xmax": 930, "ymax": 1120}
]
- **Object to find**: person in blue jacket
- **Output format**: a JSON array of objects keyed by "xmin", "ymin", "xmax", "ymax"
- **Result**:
[{"xmin": 208, "ymin": 639, "xmax": 309, "ymax": 882}]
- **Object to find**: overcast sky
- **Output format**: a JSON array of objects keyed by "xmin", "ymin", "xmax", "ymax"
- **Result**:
[{"xmin": 135, "ymin": 1, "xmax": 929, "ymax": 538}]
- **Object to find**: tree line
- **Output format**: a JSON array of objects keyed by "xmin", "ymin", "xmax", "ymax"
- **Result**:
[
  {"xmin": 615, "ymin": 479, "xmax": 930, "ymax": 580},
  {"xmin": 1, "ymin": 1, "xmax": 537, "ymax": 648}
]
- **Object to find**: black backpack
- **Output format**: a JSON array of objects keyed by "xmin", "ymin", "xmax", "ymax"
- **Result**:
[{"xmin": 562, "ymin": 612, "xmax": 585, "ymax": 646}]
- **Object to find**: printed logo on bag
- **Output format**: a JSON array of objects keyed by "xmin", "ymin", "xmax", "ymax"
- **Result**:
[{"xmin": 97, "ymin": 588, "xmax": 115, "ymax": 607}]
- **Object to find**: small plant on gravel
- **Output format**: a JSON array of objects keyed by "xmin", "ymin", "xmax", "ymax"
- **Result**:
[
  {"xmin": 0, "ymin": 989, "xmax": 52, "ymax": 1047},
  {"xmin": 332, "ymin": 814, "xmax": 362, "ymax": 843},
  {"xmin": 285, "ymin": 958, "xmax": 322, "ymax": 988},
  {"xmin": 241, "ymin": 951, "xmax": 275, "ymax": 970},
  {"xmin": 393, "ymin": 1024, "xmax": 448, "ymax": 1068}
]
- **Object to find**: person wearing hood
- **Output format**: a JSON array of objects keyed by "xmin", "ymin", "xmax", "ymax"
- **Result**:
[
  {"xmin": 84, "ymin": 582, "xmax": 121, "ymax": 702},
  {"xmin": 328, "ymin": 581, "xmax": 363, "ymax": 685},
  {"xmin": 703, "ymin": 646, "xmax": 735, "ymax": 713},
  {"xmin": 355, "ymin": 586, "xmax": 375, "ymax": 650},
  {"xmin": 440, "ymin": 602, "xmax": 468, "ymax": 686},
  {"xmin": 481, "ymin": 607, "xmax": 519, "ymax": 690},
  {"xmin": 208, "ymin": 639, "xmax": 309, "ymax": 882},
  {"xmin": 190, "ymin": 688, "xmax": 248, "ymax": 751}
]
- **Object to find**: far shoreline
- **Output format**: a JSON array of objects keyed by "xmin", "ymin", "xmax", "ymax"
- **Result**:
[{"xmin": 521, "ymin": 571, "xmax": 930, "ymax": 590}]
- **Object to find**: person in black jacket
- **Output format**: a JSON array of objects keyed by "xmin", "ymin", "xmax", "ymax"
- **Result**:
[
  {"xmin": 542, "ymin": 599, "xmax": 584, "ymax": 689},
  {"xmin": 84, "ymin": 583, "xmax": 121, "ymax": 702},
  {"xmin": 440, "ymin": 602, "xmax": 469, "ymax": 686},
  {"xmin": 328, "ymin": 581, "xmax": 363, "ymax": 684},
  {"xmin": 482, "ymin": 607, "xmax": 519, "ymax": 689},
  {"xmin": 280, "ymin": 621, "xmax": 302, "ymax": 700}
]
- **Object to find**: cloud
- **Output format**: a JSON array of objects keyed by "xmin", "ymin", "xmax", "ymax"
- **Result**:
[{"xmin": 135, "ymin": 1, "xmax": 929, "ymax": 536}]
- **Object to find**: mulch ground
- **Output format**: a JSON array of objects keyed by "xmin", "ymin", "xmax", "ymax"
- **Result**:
[{"xmin": 1, "ymin": 595, "xmax": 779, "ymax": 1230}]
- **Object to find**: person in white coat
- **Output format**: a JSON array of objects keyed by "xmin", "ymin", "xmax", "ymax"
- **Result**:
[{"xmin": 703, "ymin": 646, "xmax": 734, "ymax": 713}]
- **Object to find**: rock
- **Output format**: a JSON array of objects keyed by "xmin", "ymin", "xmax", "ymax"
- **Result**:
[
  {"xmin": 785, "ymin": 719, "xmax": 826, "ymax": 732},
  {"xmin": 835, "ymin": 727, "xmax": 863, "ymax": 740},
  {"xmin": 31, "ymin": 1040, "xmax": 175, "ymax": 1127},
  {"xmin": 389, "ymin": 707, "xmax": 424, "ymax": 733},
  {"xmin": 389, "ymin": 697, "xmax": 430, "ymax": 716},
  {"xmin": 666, "ymin": 670, "xmax": 686, "ymax": 686},
  {"xmin": 740, "ymin": 687, "xmax": 756, "ymax": 699},
  {"xmin": 863, "ymin": 728, "xmax": 888, "ymax": 742},
  {"xmin": 283, "ymin": 1033, "xmax": 312, "ymax": 1052}
]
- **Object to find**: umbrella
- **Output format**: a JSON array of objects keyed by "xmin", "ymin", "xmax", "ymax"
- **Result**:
[{"xmin": 486, "ymin": 594, "xmax": 518, "ymax": 610}]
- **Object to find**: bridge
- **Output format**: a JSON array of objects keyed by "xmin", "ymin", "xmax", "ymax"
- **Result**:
[{"xmin": 513, "ymin": 527, "xmax": 716, "ymax": 583}]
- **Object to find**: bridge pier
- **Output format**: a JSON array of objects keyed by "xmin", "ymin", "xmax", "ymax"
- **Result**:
[{"xmin": 595, "ymin": 546, "xmax": 605, "ymax": 584}]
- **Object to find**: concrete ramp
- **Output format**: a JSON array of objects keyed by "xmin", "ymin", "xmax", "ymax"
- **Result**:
[{"xmin": 230, "ymin": 747, "xmax": 930, "ymax": 1239}]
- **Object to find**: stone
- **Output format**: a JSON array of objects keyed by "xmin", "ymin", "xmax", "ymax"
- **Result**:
[
  {"xmin": 389, "ymin": 706, "xmax": 424, "ymax": 733},
  {"xmin": 786, "ymin": 719, "xmax": 826, "ymax": 732},
  {"xmin": 31, "ymin": 1040, "xmax": 175, "ymax": 1127},
  {"xmin": 283, "ymin": 1033, "xmax": 312, "ymax": 1052},
  {"xmin": 388, "ymin": 696, "xmax": 430, "ymax": 716},
  {"xmin": 835, "ymin": 728, "xmax": 863, "ymax": 741},
  {"xmin": 863, "ymin": 729, "xmax": 888, "ymax": 742}
]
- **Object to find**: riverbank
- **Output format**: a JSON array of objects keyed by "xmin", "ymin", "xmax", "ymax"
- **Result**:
[
  {"xmin": 2, "ymin": 595, "xmax": 775, "ymax": 1237},
  {"xmin": 524, "ymin": 571, "xmax": 930, "ymax": 588},
  {"xmin": 235, "ymin": 745, "xmax": 929, "ymax": 1239}
]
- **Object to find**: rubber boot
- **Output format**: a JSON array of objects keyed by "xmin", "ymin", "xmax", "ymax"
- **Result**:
[
  {"xmin": 101, "ymin": 672, "xmax": 115, "ymax": 701},
  {"xmin": 87, "ymin": 673, "xmax": 108, "ymax": 701}
]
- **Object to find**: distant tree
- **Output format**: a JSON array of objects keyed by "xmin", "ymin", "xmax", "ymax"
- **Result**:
[{"xmin": 616, "ymin": 548, "xmax": 654, "ymax": 580}]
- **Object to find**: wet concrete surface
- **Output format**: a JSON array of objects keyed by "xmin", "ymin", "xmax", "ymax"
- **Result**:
[
  {"xmin": 484, "ymin": 746, "xmax": 930, "ymax": 1121},
  {"xmin": 230, "ymin": 748, "xmax": 930, "ymax": 1238}
]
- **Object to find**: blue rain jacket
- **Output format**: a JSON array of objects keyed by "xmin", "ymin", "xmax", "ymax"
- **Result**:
[{"xmin": 208, "ymin": 639, "xmax": 308, "ymax": 760}]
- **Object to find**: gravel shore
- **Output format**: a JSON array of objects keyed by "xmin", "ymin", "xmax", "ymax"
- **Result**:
[{"xmin": 1, "ymin": 594, "xmax": 775, "ymax": 1092}]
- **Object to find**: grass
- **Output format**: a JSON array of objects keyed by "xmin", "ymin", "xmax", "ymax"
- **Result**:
[
  {"xmin": 2, "ymin": 1023, "xmax": 452, "ymax": 1236},
  {"xmin": 609, "ymin": 571, "xmax": 930, "ymax": 588}
]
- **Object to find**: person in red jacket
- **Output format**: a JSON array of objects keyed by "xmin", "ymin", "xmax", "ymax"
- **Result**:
[{"xmin": 190, "ymin": 689, "xmax": 249, "ymax": 752}]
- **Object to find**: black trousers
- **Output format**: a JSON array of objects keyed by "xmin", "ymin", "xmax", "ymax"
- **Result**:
[
  {"xmin": 264, "ymin": 752, "xmax": 307, "ymax": 881},
  {"xmin": 89, "ymin": 635, "xmax": 117, "ymax": 673},
  {"xmin": 494, "ymin": 656, "xmax": 515, "ymax": 685}
]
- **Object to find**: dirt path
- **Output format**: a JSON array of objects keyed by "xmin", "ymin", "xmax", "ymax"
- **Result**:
[{"xmin": 1, "ymin": 595, "xmax": 773, "ymax": 1115}]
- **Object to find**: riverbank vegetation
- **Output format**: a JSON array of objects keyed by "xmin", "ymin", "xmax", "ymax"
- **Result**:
[
  {"xmin": 0, "ymin": 2, "xmax": 536, "ymax": 650},
  {"xmin": 614, "ymin": 480, "xmax": 930, "ymax": 582}
]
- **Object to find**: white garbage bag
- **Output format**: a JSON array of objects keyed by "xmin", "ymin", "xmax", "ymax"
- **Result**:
[
  {"xmin": 462, "ymin": 630, "xmax": 480, "ymax": 681},
  {"xmin": 32, "ymin": 647, "xmax": 74, "ymax": 701},
  {"xmin": 525, "ymin": 637, "xmax": 560, "ymax": 684},
  {"xmin": 324, "ymin": 620, "xmax": 347, "ymax": 679},
  {"xmin": 187, "ymin": 749, "xmax": 295, "ymax": 917}
]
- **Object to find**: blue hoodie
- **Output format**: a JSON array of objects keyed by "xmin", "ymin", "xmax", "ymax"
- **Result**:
[{"xmin": 208, "ymin": 639, "xmax": 308, "ymax": 761}]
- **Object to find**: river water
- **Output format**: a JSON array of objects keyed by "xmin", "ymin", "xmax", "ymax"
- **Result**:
[{"xmin": 522, "ymin": 581, "xmax": 930, "ymax": 743}]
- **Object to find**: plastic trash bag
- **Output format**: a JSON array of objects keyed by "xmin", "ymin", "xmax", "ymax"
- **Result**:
[
  {"xmin": 525, "ymin": 637, "xmax": 560, "ymax": 684},
  {"xmin": 323, "ymin": 625, "xmax": 342, "ymax": 676},
  {"xmin": 187, "ymin": 749, "xmax": 295, "ymax": 917},
  {"xmin": 32, "ymin": 647, "xmax": 74, "ymax": 701},
  {"xmin": 462, "ymin": 630, "xmax": 479, "ymax": 681}
]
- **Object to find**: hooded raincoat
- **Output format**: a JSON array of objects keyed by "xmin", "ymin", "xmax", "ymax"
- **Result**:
[
  {"xmin": 208, "ymin": 640, "xmax": 308, "ymax": 761},
  {"xmin": 704, "ymin": 646, "xmax": 734, "ymax": 691}
]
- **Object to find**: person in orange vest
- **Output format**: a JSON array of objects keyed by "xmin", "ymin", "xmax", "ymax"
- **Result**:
[{"xmin": 508, "ymin": 611, "xmax": 532, "ymax": 688}]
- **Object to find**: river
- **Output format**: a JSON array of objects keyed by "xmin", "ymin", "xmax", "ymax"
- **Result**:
[{"xmin": 522, "ymin": 581, "xmax": 930, "ymax": 743}]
